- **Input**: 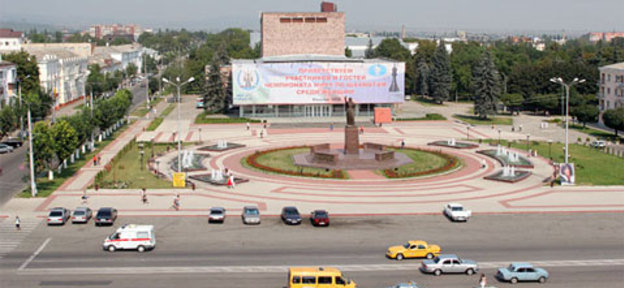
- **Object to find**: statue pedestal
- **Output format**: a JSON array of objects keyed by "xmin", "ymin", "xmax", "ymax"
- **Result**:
[{"xmin": 344, "ymin": 125, "xmax": 359, "ymax": 154}]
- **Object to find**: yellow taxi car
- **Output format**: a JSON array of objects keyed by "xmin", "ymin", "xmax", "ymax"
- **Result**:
[
  {"xmin": 288, "ymin": 267, "xmax": 357, "ymax": 288},
  {"xmin": 386, "ymin": 240, "xmax": 441, "ymax": 261}
]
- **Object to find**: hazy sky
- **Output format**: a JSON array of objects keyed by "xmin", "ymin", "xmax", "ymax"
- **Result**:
[{"xmin": 1, "ymin": 0, "xmax": 622, "ymax": 33}]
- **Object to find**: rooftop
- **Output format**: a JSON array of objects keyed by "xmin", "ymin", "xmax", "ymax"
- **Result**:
[
  {"xmin": 0, "ymin": 28, "xmax": 23, "ymax": 38},
  {"xmin": 601, "ymin": 62, "xmax": 624, "ymax": 70},
  {"xmin": 232, "ymin": 54, "xmax": 402, "ymax": 64}
]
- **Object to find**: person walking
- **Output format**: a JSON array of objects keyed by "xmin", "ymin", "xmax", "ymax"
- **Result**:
[
  {"xmin": 330, "ymin": 123, "xmax": 334, "ymax": 131},
  {"xmin": 141, "ymin": 188, "xmax": 148, "ymax": 204},
  {"xmin": 81, "ymin": 190, "xmax": 89, "ymax": 205},
  {"xmin": 172, "ymin": 194, "xmax": 180, "ymax": 210},
  {"xmin": 93, "ymin": 155, "xmax": 97, "ymax": 166},
  {"xmin": 359, "ymin": 126, "xmax": 364, "ymax": 135},
  {"xmin": 98, "ymin": 156, "xmax": 102, "ymax": 166},
  {"xmin": 246, "ymin": 122, "xmax": 250, "ymax": 131},
  {"xmin": 227, "ymin": 175, "xmax": 235, "ymax": 189},
  {"xmin": 400, "ymin": 139, "xmax": 405, "ymax": 149},
  {"xmin": 15, "ymin": 216, "xmax": 21, "ymax": 231},
  {"xmin": 479, "ymin": 273, "xmax": 487, "ymax": 288}
]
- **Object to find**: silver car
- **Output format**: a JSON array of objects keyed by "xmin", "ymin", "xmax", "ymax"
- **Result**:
[
  {"xmin": 420, "ymin": 254, "xmax": 479, "ymax": 276},
  {"xmin": 72, "ymin": 207, "xmax": 92, "ymax": 223},
  {"xmin": 47, "ymin": 207, "xmax": 70, "ymax": 225},
  {"xmin": 0, "ymin": 143, "xmax": 14, "ymax": 154},
  {"xmin": 241, "ymin": 206, "xmax": 261, "ymax": 225},
  {"xmin": 208, "ymin": 207, "xmax": 226, "ymax": 223}
]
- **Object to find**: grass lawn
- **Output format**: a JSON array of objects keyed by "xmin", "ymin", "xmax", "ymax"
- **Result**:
[
  {"xmin": 453, "ymin": 114, "xmax": 513, "ymax": 126},
  {"xmin": 145, "ymin": 103, "xmax": 176, "ymax": 131},
  {"xmin": 96, "ymin": 142, "xmax": 179, "ymax": 189},
  {"xmin": 18, "ymin": 123, "xmax": 132, "ymax": 198},
  {"xmin": 242, "ymin": 147, "xmax": 341, "ymax": 178},
  {"xmin": 413, "ymin": 95, "xmax": 445, "ymax": 107},
  {"xmin": 569, "ymin": 124, "xmax": 621, "ymax": 142},
  {"xmin": 380, "ymin": 148, "xmax": 459, "ymax": 177},
  {"xmin": 130, "ymin": 97, "xmax": 163, "ymax": 117},
  {"xmin": 481, "ymin": 139, "xmax": 624, "ymax": 185},
  {"xmin": 395, "ymin": 113, "xmax": 446, "ymax": 121},
  {"xmin": 195, "ymin": 111, "xmax": 261, "ymax": 124}
]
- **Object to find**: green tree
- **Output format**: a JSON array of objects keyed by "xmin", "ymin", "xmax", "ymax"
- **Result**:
[
  {"xmin": 87, "ymin": 64, "xmax": 106, "ymax": 96},
  {"xmin": 602, "ymin": 108, "xmax": 624, "ymax": 137},
  {"xmin": 31, "ymin": 121, "xmax": 55, "ymax": 173},
  {"xmin": 430, "ymin": 41, "xmax": 452, "ymax": 104},
  {"xmin": 364, "ymin": 39, "xmax": 374, "ymax": 59},
  {"xmin": 499, "ymin": 93, "xmax": 524, "ymax": 114},
  {"xmin": 374, "ymin": 38, "xmax": 410, "ymax": 61},
  {"xmin": 571, "ymin": 104, "xmax": 599, "ymax": 128},
  {"xmin": 0, "ymin": 105, "xmax": 17, "ymax": 139},
  {"xmin": 415, "ymin": 58, "xmax": 430, "ymax": 96},
  {"xmin": 125, "ymin": 63, "xmax": 138, "ymax": 78},
  {"xmin": 2, "ymin": 51, "xmax": 41, "ymax": 94},
  {"xmin": 472, "ymin": 51, "xmax": 502, "ymax": 119},
  {"xmin": 50, "ymin": 120, "xmax": 78, "ymax": 166},
  {"xmin": 203, "ymin": 60, "xmax": 226, "ymax": 112},
  {"xmin": 345, "ymin": 47, "xmax": 352, "ymax": 58}
]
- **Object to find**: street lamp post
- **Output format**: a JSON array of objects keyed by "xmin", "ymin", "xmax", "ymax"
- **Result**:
[
  {"xmin": 162, "ymin": 76, "xmax": 195, "ymax": 173},
  {"xmin": 550, "ymin": 77, "xmax": 586, "ymax": 164},
  {"xmin": 498, "ymin": 129, "xmax": 502, "ymax": 145},
  {"xmin": 548, "ymin": 139, "xmax": 553, "ymax": 160},
  {"xmin": 27, "ymin": 104, "xmax": 37, "ymax": 197},
  {"xmin": 526, "ymin": 134, "xmax": 530, "ymax": 151},
  {"xmin": 466, "ymin": 126, "xmax": 470, "ymax": 140}
]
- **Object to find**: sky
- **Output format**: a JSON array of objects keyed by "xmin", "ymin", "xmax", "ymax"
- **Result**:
[{"xmin": 1, "ymin": 0, "xmax": 623, "ymax": 34}]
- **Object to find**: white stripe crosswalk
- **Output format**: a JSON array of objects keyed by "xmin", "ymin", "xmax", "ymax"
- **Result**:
[
  {"xmin": 16, "ymin": 258, "xmax": 624, "ymax": 275},
  {"xmin": 0, "ymin": 218, "xmax": 41, "ymax": 259}
]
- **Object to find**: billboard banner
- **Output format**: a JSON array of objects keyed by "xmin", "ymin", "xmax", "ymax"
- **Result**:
[
  {"xmin": 559, "ymin": 163, "xmax": 575, "ymax": 185},
  {"xmin": 232, "ymin": 61, "xmax": 405, "ymax": 105}
]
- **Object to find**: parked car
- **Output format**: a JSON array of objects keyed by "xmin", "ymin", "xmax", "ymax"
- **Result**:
[
  {"xmin": 443, "ymin": 203, "xmax": 472, "ymax": 222},
  {"xmin": 421, "ymin": 254, "xmax": 479, "ymax": 276},
  {"xmin": 0, "ymin": 144, "xmax": 14, "ymax": 154},
  {"xmin": 496, "ymin": 262, "xmax": 549, "ymax": 284},
  {"xmin": 386, "ymin": 240, "xmax": 441, "ymax": 261},
  {"xmin": 385, "ymin": 282, "xmax": 423, "ymax": 288},
  {"xmin": 2, "ymin": 138, "xmax": 23, "ymax": 148},
  {"xmin": 72, "ymin": 207, "xmax": 92, "ymax": 224},
  {"xmin": 208, "ymin": 207, "xmax": 226, "ymax": 223},
  {"xmin": 103, "ymin": 224, "xmax": 155, "ymax": 253},
  {"xmin": 590, "ymin": 140, "xmax": 606, "ymax": 148},
  {"xmin": 281, "ymin": 206, "xmax": 302, "ymax": 225},
  {"xmin": 47, "ymin": 207, "xmax": 71, "ymax": 225},
  {"xmin": 241, "ymin": 206, "xmax": 261, "ymax": 225},
  {"xmin": 95, "ymin": 207, "xmax": 118, "ymax": 226},
  {"xmin": 310, "ymin": 210, "xmax": 330, "ymax": 227}
]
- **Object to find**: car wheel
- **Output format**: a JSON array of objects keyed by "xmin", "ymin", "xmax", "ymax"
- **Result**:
[
  {"xmin": 426, "ymin": 253, "xmax": 434, "ymax": 259},
  {"xmin": 538, "ymin": 276, "xmax": 546, "ymax": 283},
  {"xmin": 137, "ymin": 245, "xmax": 146, "ymax": 253},
  {"xmin": 465, "ymin": 268, "xmax": 475, "ymax": 275},
  {"xmin": 107, "ymin": 245, "xmax": 116, "ymax": 252},
  {"xmin": 510, "ymin": 277, "xmax": 518, "ymax": 284},
  {"xmin": 434, "ymin": 269, "xmax": 442, "ymax": 276},
  {"xmin": 396, "ymin": 254, "xmax": 404, "ymax": 261}
]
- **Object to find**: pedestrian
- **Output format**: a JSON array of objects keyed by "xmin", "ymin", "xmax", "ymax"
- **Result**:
[
  {"xmin": 141, "ymin": 188, "xmax": 148, "ymax": 204},
  {"xmin": 93, "ymin": 155, "xmax": 97, "ymax": 166},
  {"xmin": 481, "ymin": 159, "xmax": 486, "ymax": 169},
  {"xmin": 479, "ymin": 273, "xmax": 487, "ymax": 288},
  {"xmin": 15, "ymin": 216, "xmax": 20, "ymax": 231},
  {"xmin": 98, "ymin": 156, "xmax": 102, "ymax": 165},
  {"xmin": 400, "ymin": 139, "xmax": 405, "ymax": 149},
  {"xmin": 81, "ymin": 190, "xmax": 89, "ymax": 204},
  {"xmin": 359, "ymin": 126, "xmax": 364, "ymax": 135},
  {"xmin": 330, "ymin": 123, "xmax": 334, "ymax": 131},
  {"xmin": 259, "ymin": 129, "xmax": 264, "ymax": 139},
  {"xmin": 550, "ymin": 179, "xmax": 555, "ymax": 188},
  {"xmin": 519, "ymin": 124, "xmax": 523, "ymax": 132},
  {"xmin": 246, "ymin": 122, "xmax": 250, "ymax": 131},
  {"xmin": 227, "ymin": 175, "xmax": 234, "ymax": 189},
  {"xmin": 172, "ymin": 194, "xmax": 180, "ymax": 210}
]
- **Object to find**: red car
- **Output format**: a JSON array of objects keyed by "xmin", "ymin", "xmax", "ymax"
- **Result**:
[{"xmin": 310, "ymin": 210, "xmax": 330, "ymax": 227}]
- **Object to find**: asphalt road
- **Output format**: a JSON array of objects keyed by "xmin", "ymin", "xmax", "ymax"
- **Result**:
[
  {"xmin": 0, "ymin": 144, "xmax": 28, "ymax": 205},
  {"xmin": 1, "ymin": 213, "xmax": 623, "ymax": 287}
]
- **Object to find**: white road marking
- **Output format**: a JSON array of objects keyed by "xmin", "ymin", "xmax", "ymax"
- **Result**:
[
  {"xmin": 0, "ymin": 219, "xmax": 41, "ymax": 259},
  {"xmin": 18, "ymin": 237, "xmax": 51, "ymax": 271},
  {"xmin": 15, "ymin": 258, "xmax": 624, "ymax": 275}
]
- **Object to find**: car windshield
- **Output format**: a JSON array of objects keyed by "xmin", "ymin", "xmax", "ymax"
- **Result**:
[
  {"xmin": 433, "ymin": 256, "xmax": 441, "ymax": 263},
  {"xmin": 451, "ymin": 206, "xmax": 463, "ymax": 211},
  {"xmin": 98, "ymin": 210, "xmax": 111, "ymax": 217},
  {"xmin": 245, "ymin": 209, "xmax": 259, "ymax": 215},
  {"xmin": 74, "ymin": 211, "xmax": 85, "ymax": 216},
  {"xmin": 508, "ymin": 264, "xmax": 515, "ymax": 271},
  {"xmin": 315, "ymin": 211, "xmax": 328, "ymax": 217},
  {"xmin": 285, "ymin": 209, "xmax": 298, "ymax": 215},
  {"xmin": 403, "ymin": 243, "xmax": 410, "ymax": 248},
  {"xmin": 211, "ymin": 210, "xmax": 223, "ymax": 215},
  {"xmin": 49, "ymin": 211, "xmax": 62, "ymax": 217}
]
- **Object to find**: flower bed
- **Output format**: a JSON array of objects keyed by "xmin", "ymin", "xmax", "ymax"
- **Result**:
[
  {"xmin": 382, "ymin": 147, "xmax": 460, "ymax": 178},
  {"xmin": 245, "ymin": 146, "xmax": 347, "ymax": 179}
]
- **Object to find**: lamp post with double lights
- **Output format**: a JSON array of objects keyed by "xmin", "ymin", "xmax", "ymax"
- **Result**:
[
  {"xmin": 550, "ymin": 77, "xmax": 586, "ymax": 164},
  {"xmin": 16, "ymin": 75, "xmax": 31, "ymax": 141},
  {"xmin": 466, "ymin": 126, "xmax": 470, "ymax": 140},
  {"xmin": 162, "ymin": 76, "xmax": 195, "ymax": 172}
]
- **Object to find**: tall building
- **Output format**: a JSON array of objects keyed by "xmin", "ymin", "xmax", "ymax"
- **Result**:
[
  {"xmin": 589, "ymin": 32, "xmax": 624, "ymax": 43},
  {"xmin": 0, "ymin": 56, "xmax": 17, "ymax": 105},
  {"xmin": 598, "ymin": 62, "xmax": 624, "ymax": 123},
  {"xmin": 88, "ymin": 24, "xmax": 144, "ymax": 41}
]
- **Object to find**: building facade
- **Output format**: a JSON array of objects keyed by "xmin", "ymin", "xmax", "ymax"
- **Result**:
[
  {"xmin": 0, "ymin": 57, "xmax": 17, "ymax": 105},
  {"xmin": 89, "ymin": 24, "xmax": 145, "ymax": 41},
  {"xmin": 22, "ymin": 43, "xmax": 93, "ymax": 58},
  {"xmin": 261, "ymin": 12, "xmax": 345, "ymax": 57},
  {"xmin": 93, "ymin": 44, "xmax": 143, "ymax": 73},
  {"xmin": 589, "ymin": 32, "xmax": 624, "ymax": 43},
  {"xmin": 598, "ymin": 62, "xmax": 624, "ymax": 123},
  {"xmin": 0, "ymin": 29, "xmax": 24, "ymax": 53}
]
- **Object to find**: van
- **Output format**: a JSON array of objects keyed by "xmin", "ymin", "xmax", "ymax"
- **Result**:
[
  {"xmin": 288, "ymin": 267, "xmax": 356, "ymax": 288},
  {"xmin": 196, "ymin": 97, "xmax": 205, "ymax": 109},
  {"xmin": 103, "ymin": 224, "xmax": 155, "ymax": 253}
]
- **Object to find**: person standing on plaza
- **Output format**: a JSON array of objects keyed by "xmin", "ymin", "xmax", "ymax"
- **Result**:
[
  {"xmin": 400, "ymin": 139, "xmax": 405, "ymax": 149},
  {"xmin": 479, "ymin": 273, "xmax": 487, "ymax": 288},
  {"xmin": 246, "ymin": 122, "xmax": 250, "ymax": 131},
  {"xmin": 81, "ymin": 190, "xmax": 88, "ymax": 204},
  {"xmin": 330, "ymin": 123, "xmax": 334, "ymax": 131},
  {"xmin": 141, "ymin": 188, "xmax": 148, "ymax": 204},
  {"xmin": 359, "ymin": 125, "xmax": 364, "ymax": 135},
  {"xmin": 15, "ymin": 216, "xmax": 21, "ymax": 231},
  {"xmin": 93, "ymin": 155, "xmax": 97, "ymax": 166}
]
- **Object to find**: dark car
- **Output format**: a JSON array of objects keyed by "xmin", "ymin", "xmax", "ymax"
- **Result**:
[
  {"xmin": 2, "ymin": 138, "xmax": 23, "ymax": 148},
  {"xmin": 281, "ymin": 206, "xmax": 302, "ymax": 225},
  {"xmin": 310, "ymin": 210, "xmax": 330, "ymax": 227},
  {"xmin": 95, "ymin": 207, "xmax": 118, "ymax": 226}
]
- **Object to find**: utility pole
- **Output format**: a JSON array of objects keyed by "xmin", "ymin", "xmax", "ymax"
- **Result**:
[
  {"xmin": 18, "ymin": 81, "xmax": 24, "ymax": 141},
  {"xmin": 27, "ymin": 105, "xmax": 37, "ymax": 197}
]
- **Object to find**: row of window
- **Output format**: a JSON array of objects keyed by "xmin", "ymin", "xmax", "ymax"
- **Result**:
[
  {"xmin": 292, "ymin": 276, "xmax": 346, "ymax": 285},
  {"xmin": 279, "ymin": 17, "xmax": 328, "ymax": 23},
  {"xmin": 601, "ymin": 73, "xmax": 624, "ymax": 83}
]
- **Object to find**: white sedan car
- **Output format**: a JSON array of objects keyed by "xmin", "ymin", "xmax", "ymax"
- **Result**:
[{"xmin": 444, "ymin": 203, "xmax": 471, "ymax": 222}]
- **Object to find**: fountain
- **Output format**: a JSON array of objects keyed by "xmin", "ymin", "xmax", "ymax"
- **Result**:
[
  {"xmin": 198, "ymin": 140, "xmax": 245, "ymax": 152},
  {"xmin": 190, "ymin": 168, "xmax": 248, "ymax": 186}
]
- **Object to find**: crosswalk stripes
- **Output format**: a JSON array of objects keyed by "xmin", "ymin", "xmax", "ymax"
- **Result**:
[{"xmin": 0, "ymin": 218, "xmax": 42, "ymax": 259}]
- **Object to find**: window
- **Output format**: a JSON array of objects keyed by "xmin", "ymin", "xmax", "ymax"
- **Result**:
[
  {"xmin": 409, "ymin": 245, "xmax": 416, "ymax": 249},
  {"xmin": 318, "ymin": 277, "xmax": 332, "ymax": 284},
  {"xmin": 452, "ymin": 260, "xmax": 460, "ymax": 265},
  {"xmin": 316, "ymin": 17, "xmax": 327, "ymax": 23},
  {"xmin": 292, "ymin": 18, "xmax": 303, "ymax": 23},
  {"xmin": 305, "ymin": 17, "xmax": 316, "ymax": 23},
  {"xmin": 292, "ymin": 276, "xmax": 301, "ymax": 284},
  {"xmin": 526, "ymin": 268, "xmax": 535, "ymax": 272},
  {"xmin": 418, "ymin": 245, "xmax": 426, "ymax": 249},
  {"xmin": 608, "ymin": 88, "xmax": 611, "ymax": 95},
  {"xmin": 302, "ymin": 276, "xmax": 315, "ymax": 284},
  {"xmin": 280, "ymin": 18, "xmax": 291, "ymax": 23},
  {"xmin": 608, "ymin": 74, "xmax": 611, "ymax": 82},
  {"xmin": 443, "ymin": 260, "xmax": 452, "ymax": 265},
  {"xmin": 335, "ymin": 277, "xmax": 346, "ymax": 285},
  {"xmin": 137, "ymin": 232, "xmax": 149, "ymax": 238}
]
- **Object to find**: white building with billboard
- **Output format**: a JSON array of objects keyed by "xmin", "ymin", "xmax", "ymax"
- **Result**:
[{"xmin": 232, "ymin": 55, "xmax": 405, "ymax": 118}]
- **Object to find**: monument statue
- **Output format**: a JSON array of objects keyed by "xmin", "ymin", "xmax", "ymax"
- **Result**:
[
  {"xmin": 389, "ymin": 65, "xmax": 399, "ymax": 92},
  {"xmin": 345, "ymin": 97, "xmax": 355, "ymax": 126}
]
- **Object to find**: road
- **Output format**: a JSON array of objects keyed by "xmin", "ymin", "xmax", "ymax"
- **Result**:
[
  {"xmin": 0, "ymin": 83, "xmax": 149, "ymax": 207},
  {"xmin": 1, "ymin": 213, "xmax": 622, "ymax": 287}
]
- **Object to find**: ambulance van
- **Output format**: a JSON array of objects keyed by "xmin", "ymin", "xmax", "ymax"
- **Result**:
[{"xmin": 103, "ymin": 224, "xmax": 155, "ymax": 253}]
